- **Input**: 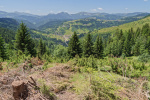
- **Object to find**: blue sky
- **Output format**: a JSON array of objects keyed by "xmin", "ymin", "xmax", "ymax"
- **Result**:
[{"xmin": 0, "ymin": 0, "xmax": 149, "ymax": 15}]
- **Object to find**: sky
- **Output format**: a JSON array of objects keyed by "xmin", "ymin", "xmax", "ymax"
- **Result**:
[{"xmin": 0, "ymin": 0, "xmax": 149, "ymax": 15}]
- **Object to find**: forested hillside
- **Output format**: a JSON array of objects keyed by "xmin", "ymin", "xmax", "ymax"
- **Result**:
[
  {"xmin": 92, "ymin": 14, "xmax": 150, "ymax": 36},
  {"xmin": 0, "ymin": 11, "xmax": 149, "ymax": 100},
  {"xmin": 0, "ymin": 27, "xmax": 16, "ymax": 43},
  {"xmin": 0, "ymin": 18, "xmax": 19, "ymax": 30},
  {"xmin": 40, "ymin": 13, "xmax": 148, "ymax": 35}
]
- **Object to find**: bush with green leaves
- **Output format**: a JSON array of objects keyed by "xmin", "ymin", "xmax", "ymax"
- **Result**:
[
  {"xmin": 42, "ymin": 62, "xmax": 49, "ymax": 70},
  {"xmin": 138, "ymin": 53, "xmax": 150, "ymax": 63},
  {"xmin": 38, "ymin": 79, "xmax": 56, "ymax": 99},
  {"xmin": 40, "ymin": 83, "xmax": 56, "ymax": 99},
  {"xmin": 90, "ymin": 76, "xmax": 120, "ymax": 100},
  {"xmin": 77, "ymin": 55, "xmax": 98, "ymax": 69}
]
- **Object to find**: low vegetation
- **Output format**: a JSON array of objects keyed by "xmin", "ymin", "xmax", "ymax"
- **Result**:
[{"xmin": 0, "ymin": 15, "xmax": 150, "ymax": 100}]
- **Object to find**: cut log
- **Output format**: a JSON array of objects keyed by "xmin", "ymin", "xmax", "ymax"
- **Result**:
[{"xmin": 12, "ymin": 81, "xmax": 28, "ymax": 100}]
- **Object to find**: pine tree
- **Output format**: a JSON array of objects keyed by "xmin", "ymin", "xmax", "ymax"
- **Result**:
[
  {"xmin": 123, "ymin": 32, "xmax": 131, "ymax": 56},
  {"xmin": 147, "ymin": 36, "xmax": 150, "ymax": 54},
  {"xmin": 83, "ymin": 33, "xmax": 93, "ymax": 57},
  {"xmin": 130, "ymin": 28, "xmax": 135, "ymax": 46},
  {"xmin": 15, "ymin": 22, "xmax": 36, "ymax": 56},
  {"xmin": 133, "ymin": 39, "xmax": 140, "ymax": 56},
  {"xmin": 135, "ymin": 27, "xmax": 141, "ymax": 38},
  {"xmin": 68, "ymin": 32, "xmax": 82, "ymax": 58},
  {"xmin": 93, "ymin": 35, "xmax": 103, "ymax": 58},
  {"xmin": 0, "ymin": 35, "xmax": 7, "ymax": 60},
  {"xmin": 142, "ymin": 23, "xmax": 150, "ymax": 36},
  {"xmin": 43, "ymin": 42, "xmax": 46, "ymax": 55},
  {"xmin": 38, "ymin": 39, "xmax": 46, "ymax": 56}
]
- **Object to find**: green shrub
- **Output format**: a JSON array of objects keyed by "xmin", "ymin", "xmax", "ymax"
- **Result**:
[
  {"xmin": 42, "ymin": 62, "xmax": 48, "ymax": 70},
  {"xmin": 40, "ymin": 84, "xmax": 56, "ymax": 99},
  {"xmin": 77, "ymin": 56, "xmax": 98, "ymax": 69},
  {"xmin": 131, "ymin": 70, "xmax": 141, "ymax": 78},
  {"xmin": 138, "ymin": 53, "xmax": 150, "ymax": 63},
  {"xmin": 28, "ymin": 63, "xmax": 32, "ymax": 68},
  {"xmin": 140, "ymin": 63, "xmax": 147, "ymax": 71},
  {"xmin": 90, "ymin": 77, "xmax": 119, "ymax": 100}
]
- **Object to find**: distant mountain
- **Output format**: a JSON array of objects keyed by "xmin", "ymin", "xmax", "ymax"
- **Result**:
[
  {"xmin": 0, "ymin": 26, "xmax": 16, "ymax": 43},
  {"xmin": 91, "ymin": 14, "xmax": 150, "ymax": 37},
  {"xmin": 114, "ymin": 12, "xmax": 147, "ymax": 17},
  {"xmin": 0, "ymin": 18, "xmax": 19, "ymax": 30},
  {"xmin": 0, "ymin": 11, "xmax": 149, "ymax": 29},
  {"xmin": 40, "ymin": 13, "xmax": 148, "ymax": 36}
]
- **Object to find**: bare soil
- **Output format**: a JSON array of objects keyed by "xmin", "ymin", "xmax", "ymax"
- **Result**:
[{"xmin": 0, "ymin": 60, "xmax": 81, "ymax": 100}]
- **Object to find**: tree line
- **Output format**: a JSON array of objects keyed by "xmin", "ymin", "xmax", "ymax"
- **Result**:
[
  {"xmin": 0, "ymin": 22, "xmax": 150, "ymax": 61},
  {"xmin": 0, "ymin": 23, "xmax": 47, "ymax": 61},
  {"xmin": 105, "ymin": 23, "xmax": 150, "ymax": 57}
]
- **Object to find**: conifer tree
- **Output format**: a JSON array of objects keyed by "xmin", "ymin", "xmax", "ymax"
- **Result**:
[
  {"xmin": 38, "ymin": 39, "xmax": 43, "ymax": 56},
  {"xmin": 133, "ymin": 39, "xmax": 140, "ymax": 56},
  {"xmin": 130, "ymin": 28, "xmax": 135, "ymax": 46},
  {"xmin": 68, "ymin": 32, "xmax": 82, "ymax": 58},
  {"xmin": 15, "ymin": 22, "xmax": 36, "ymax": 56},
  {"xmin": 83, "ymin": 33, "xmax": 93, "ymax": 57},
  {"xmin": 135, "ymin": 27, "xmax": 141, "ymax": 38},
  {"xmin": 43, "ymin": 42, "xmax": 46, "ymax": 55},
  {"xmin": 142, "ymin": 23, "xmax": 150, "ymax": 36},
  {"xmin": 38, "ymin": 39, "xmax": 46, "ymax": 56},
  {"xmin": 123, "ymin": 32, "xmax": 131, "ymax": 56},
  {"xmin": 0, "ymin": 35, "xmax": 7, "ymax": 60},
  {"xmin": 93, "ymin": 35, "xmax": 103, "ymax": 58}
]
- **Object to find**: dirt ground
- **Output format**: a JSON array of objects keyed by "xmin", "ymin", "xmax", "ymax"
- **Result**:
[{"xmin": 0, "ymin": 59, "xmax": 82, "ymax": 100}]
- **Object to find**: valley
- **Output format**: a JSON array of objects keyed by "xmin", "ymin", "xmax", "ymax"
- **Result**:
[{"xmin": 0, "ymin": 10, "xmax": 149, "ymax": 100}]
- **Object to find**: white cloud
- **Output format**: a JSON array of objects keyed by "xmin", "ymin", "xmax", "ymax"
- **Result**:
[
  {"xmin": 24, "ymin": 10, "xmax": 31, "ymax": 13},
  {"xmin": 91, "ymin": 8, "xmax": 103, "ymax": 12},
  {"xmin": 91, "ymin": 9, "xmax": 97, "ymax": 12},
  {"xmin": 98, "ymin": 8, "xmax": 103, "ymax": 10},
  {"xmin": 144, "ymin": 0, "xmax": 148, "ymax": 1},
  {"xmin": 125, "ymin": 8, "xmax": 128, "ymax": 10}
]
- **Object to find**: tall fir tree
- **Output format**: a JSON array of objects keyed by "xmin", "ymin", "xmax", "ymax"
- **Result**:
[
  {"xmin": 15, "ymin": 22, "xmax": 36, "ymax": 56},
  {"xmin": 83, "ymin": 33, "xmax": 93, "ymax": 57},
  {"xmin": 135, "ymin": 27, "xmax": 141, "ymax": 38},
  {"xmin": 123, "ymin": 32, "xmax": 131, "ymax": 56},
  {"xmin": 0, "ymin": 35, "xmax": 7, "ymax": 60},
  {"xmin": 93, "ymin": 35, "xmax": 103, "ymax": 58},
  {"xmin": 43, "ymin": 42, "xmax": 46, "ymax": 55},
  {"xmin": 142, "ymin": 23, "xmax": 150, "ymax": 36},
  {"xmin": 38, "ymin": 38, "xmax": 46, "ymax": 56},
  {"xmin": 68, "ymin": 32, "xmax": 82, "ymax": 58}
]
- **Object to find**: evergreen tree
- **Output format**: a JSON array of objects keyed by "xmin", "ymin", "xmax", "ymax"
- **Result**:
[
  {"xmin": 68, "ymin": 32, "xmax": 82, "ymax": 58},
  {"xmin": 130, "ymin": 28, "xmax": 135, "ymax": 46},
  {"xmin": 83, "ymin": 33, "xmax": 93, "ymax": 57},
  {"xmin": 0, "ymin": 35, "xmax": 7, "ymax": 60},
  {"xmin": 133, "ymin": 39, "xmax": 140, "ymax": 56},
  {"xmin": 142, "ymin": 23, "xmax": 150, "ymax": 36},
  {"xmin": 93, "ymin": 35, "xmax": 103, "ymax": 58},
  {"xmin": 147, "ymin": 36, "xmax": 150, "ymax": 54},
  {"xmin": 123, "ymin": 32, "xmax": 131, "ymax": 56},
  {"xmin": 38, "ymin": 39, "xmax": 46, "ymax": 56},
  {"xmin": 15, "ymin": 22, "xmax": 36, "ymax": 56},
  {"xmin": 135, "ymin": 27, "xmax": 141, "ymax": 38},
  {"xmin": 43, "ymin": 42, "xmax": 46, "ymax": 55},
  {"xmin": 38, "ymin": 39, "xmax": 43, "ymax": 56}
]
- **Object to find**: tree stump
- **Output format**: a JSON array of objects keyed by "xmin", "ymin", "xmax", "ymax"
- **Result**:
[
  {"xmin": 0, "ymin": 62, "xmax": 3, "ymax": 70},
  {"xmin": 12, "ymin": 81, "xmax": 28, "ymax": 100}
]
